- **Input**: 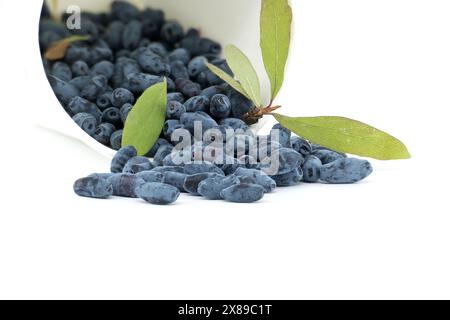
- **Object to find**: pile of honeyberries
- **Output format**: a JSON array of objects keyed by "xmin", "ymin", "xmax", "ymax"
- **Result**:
[
  {"xmin": 38, "ymin": 1, "xmax": 373, "ymax": 204},
  {"xmin": 39, "ymin": 0, "xmax": 254, "ymax": 150}
]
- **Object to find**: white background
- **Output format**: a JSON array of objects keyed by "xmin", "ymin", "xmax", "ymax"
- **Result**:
[{"xmin": 0, "ymin": 0, "xmax": 449, "ymax": 299}]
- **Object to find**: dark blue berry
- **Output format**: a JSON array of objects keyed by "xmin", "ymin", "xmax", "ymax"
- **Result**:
[
  {"xmin": 220, "ymin": 184, "xmax": 265, "ymax": 203},
  {"xmin": 319, "ymin": 158, "xmax": 373, "ymax": 184},
  {"xmin": 210, "ymin": 94, "xmax": 231, "ymax": 119},
  {"xmin": 110, "ymin": 130, "xmax": 123, "ymax": 150},
  {"xmin": 108, "ymin": 174, "xmax": 145, "ymax": 198},
  {"xmin": 74, "ymin": 177, "xmax": 113, "ymax": 199},
  {"xmin": 136, "ymin": 182, "xmax": 180, "ymax": 205},
  {"xmin": 73, "ymin": 112, "xmax": 97, "ymax": 136},
  {"xmin": 111, "ymin": 146, "xmax": 138, "ymax": 173},
  {"xmin": 184, "ymin": 96, "xmax": 210, "ymax": 112},
  {"xmin": 166, "ymin": 101, "xmax": 186, "ymax": 120}
]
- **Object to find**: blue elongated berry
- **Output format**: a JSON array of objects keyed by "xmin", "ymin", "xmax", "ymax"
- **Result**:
[
  {"xmin": 319, "ymin": 158, "xmax": 373, "ymax": 184},
  {"xmin": 210, "ymin": 94, "xmax": 231, "ymax": 119},
  {"xmin": 151, "ymin": 166, "xmax": 185, "ymax": 174},
  {"xmin": 73, "ymin": 176, "xmax": 113, "ymax": 199},
  {"xmin": 108, "ymin": 174, "xmax": 146, "ymax": 198},
  {"xmin": 69, "ymin": 76, "xmax": 92, "ymax": 91},
  {"xmin": 111, "ymin": 88, "xmax": 135, "ymax": 107},
  {"xmin": 111, "ymin": 0, "xmax": 140, "ymax": 22},
  {"xmin": 71, "ymin": 61, "xmax": 90, "ymax": 77},
  {"xmin": 183, "ymin": 173, "xmax": 222, "ymax": 195},
  {"xmin": 153, "ymin": 145, "xmax": 174, "ymax": 167},
  {"xmin": 271, "ymin": 124, "xmax": 291, "ymax": 148},
  {"xmin": 68, "ymin": 96, "xmax": 102, "ymax": 120},
  {"xmin": 48, "ymin": 75, "xmax": 80, "ymax": 106},
  {"xmin": 219, "ymin": 118, "xmax": 248, "ymax": 131},
  {"xmin": 168, "ymin": 48, "xmax": 191, "ymax": 65},
  {"xmin": 184, "ymin": 96, "xmax": 210, "ymax": 112},
  {"xmin": 125, "ymin": 72, "xmax": 162, "ymax": 94},
  {"xmin": 104, "ymin": 21, "xmax": 125, "ymax": 50},
  {"xmin": 302, "ymin": 155, "xmax": 322, "ymax": 183},
  {"xmin": 101, "ymin": 107, "xmax": 122, "ymax": 126},
  {"xmin": 110, "ymin": 130, "xmax": 123, "ymax": 150},
  {"xmin": 170, "ymin": 60, "xmax": 189, "ymax": 80},
  {"xmin": 136, "ymin": 182, "xmax": 180, "ymax": 205},
  {"xmin": 73, "ymin": 112, "xmax": 97, "ymax": 136},
  {"xmin": 81, "ymin": 75, "xmax": 108, "ymax": 100},
  {"xmin": 96, "ymin": 93, "xmax": 113, "ymax": 110},
  {"xmin": 137, "ymin": 49, "xmax": 170, "ymax": 76},
  {"xmin": 229, "ymin": 91, "xmax": 253, "ymax": 119},
  {"xmin": 166, "ymin": 101, "xmax": 186, "ymax": 120},
  {"xmin": 188, "ymin": 56, "xmax": 208, "ymax": 78},
  {"xmin": 161, "ymin": 21, "xmax": 184, "ymax": 44},
  {"xmin": 91, "ymin": 61, "xmax": 114, "ymax": 79},
  {"xmin": 146, "ymin": 138, "xmax": 172, "ymax": 158},
  {"xmin": 176, "ymin": 79, "xmax": 202, "ymax": 98},
  {"xmin": 234, "ymin": 168, "xmax": 277, "ymax": 193},
  {"xmin": 123, "ymin": 156, "xmax": 153, "ymax": 174},
  {"xmin": 312, "ymin": 149, "xmax": 346, "ymax": 165},
  {"xmin": 162, "ymin": 172, "xmax": 188, "ymax": 192},
  {"xmin": 198, "ymin": 175, "xmax": 240, "ymax": 200},
  {"xmin": 270, "ymin": 169, "xmax": 303, "ymax": 187},
  {"xmin": 167, "ymin": 92, "xmax": 185, "ymax": 104},
  {"xmin": 184, "ymin": 162, "xmax": 224, "ymax": 175},
  {"xmin": 93, "ymin": 123, "xmax": 116, "ymax": 145},
  {"xmin": 291, "ymin": 136, "xmax": 312, "ymax": 156},
  {"xmin": 180, "ymin": 112, "xmax": 218, "ymax": 135},
  {"xmin": 262, "ymin": 148, "xmax": 304, "ymax": 175},
  {"xmin": 51, "ymin": 62, "xmax": 72, "ymax": 82},
  {"xmin": 163, "ymin": 120, "xmax": 184, "ymax": 140},
  {"xmin": 120, "ymin": 103, "xmax": 133, "ymax": 124},
  {"xmin": 122, "ymin": 20, "xmax": 142, "ymax": 50},
  {"xmin": 111, "ymin": 145, "xmax": 138, "ymax": 173},
  {"xmin": 220, "ymin": 184, "xmax": 265, "ymax": 203},
  {"xmin": 136, "ymin": 170, "xmax": 164, "ymax": 183}
]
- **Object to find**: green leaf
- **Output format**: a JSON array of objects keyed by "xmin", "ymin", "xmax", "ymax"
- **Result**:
[
  {"xmin": 122, "ymin": 80, "xmax": 167, "ymax": 156},
  {"xmin": 273, "ymin": 114, "xmax": 411, "ymax": 160},
  {"xmin": 206, "ymin": 63, "xmax": 252, "ymax": 101},
  {"xmin": 225, "ymin": 45, "xmax": 263, "ymax": 107},
  {"xmin": 44, "ymin": 35, "xmax": 90, "ymax": 61},
  {"xmin": 260, "ymin": 0, "xmax": 293, "ymax": 101}
]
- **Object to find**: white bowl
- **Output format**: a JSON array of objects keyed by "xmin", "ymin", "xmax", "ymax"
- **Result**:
[{"xmin": 38, "ymin": 0, "xmax": 269, "ymax": 158}]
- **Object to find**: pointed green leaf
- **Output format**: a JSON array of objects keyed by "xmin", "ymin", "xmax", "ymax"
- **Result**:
[
  {"xmin": 260, "ymin": 0, "xmax": 293, "ymax": 101},
  {"xmin": 274, "ymin": 114, "xmax": 411, "ymax": 160},
  {"xmin": 225, "ymin": 45, "xmax": 263, "ymax": 107},
  {"xmin": 122, "ymin": 80, "xmax": 167, "ymax": 156},
  {"xmin": 206, "ymin": 63, "xmax": 252, "ymax": 101}
]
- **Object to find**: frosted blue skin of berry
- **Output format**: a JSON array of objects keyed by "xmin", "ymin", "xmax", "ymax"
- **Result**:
[
  {"xmin": 111, "ymin": 146, "xmax": 138, "ymax": 173},
  {"xmin": 270, "ymin": 168, "xmax": 304, "ymax": 187},
  {"xmin": 136, "ymin": 182, "xmax": 180, "ymax": 205},
  {"xmin": 51, "ymin": 62, "xmax": 72, "ymax": 82},
  {"xmin": 72, "ymin": 112, "xmax": 97, "ymax": 136},
  {"xmin": 153, "ymin": 145, "xmax": 174, "ymax": 167},
  {"xmin": 91, "ymin": 61, "xmax": 114, "ymax": 79},
  {"xmin": 168, "ymin": 48, "xmax": 191, "ymax": 65},
  {"xmin": 101, "ymin": 107, "xmax": 122, "ymax": 126},
  {"xmin": 162, "ymin": 172, "xmax": 188, "ymax": 192},
  {"xmin": 183, "ymin": 162, "xmax": 225, "ymax": 176},
  {"xmin": 312, "ymin": 149, "xmax": 346, "ymax": 165},
  {"xmin": 188, "ymin": 56, "xmax": 208, "ymax": 78},
  {"xmin": 71, "ymin": 60, "xmax": 91, "ymax": 77},
  {"xmin": 302, "ymin": 155, "xmax": 322, "ymax": 183},
  {"xmin": 81, "ymin": 75, "xmax": 108, "ymax": 101},
  {"xmin": 48, "ymin": 75, "xmax": 80, "ymax": 106},
  {"xmin": 167, "ymin": 92, "xmax": 185, "ymax": 104},
  {"xmin": 184, "ymin": 96, "xmax": 210, "ymax": 112},
  {"xmin": 111, "ymin": 88, "xmax": 135, "ymax": 107},
  {"xmin": 261, "ymin": 148, "xmax": 304, "ymax": 176},
  {"xmin": 271, "ymin": 124, "xmax": 291, "ymax": 148},
  {"xmin": 166, "ymin": 101, "xmax": 186, "ymax": 120},
  {"xmin": 73, "ymin": 177, "xmax": 113, "ymax": 199},
  {"xmin": 210, "ymin": 94, "xmax": 232, "ymax": 119},
  {"xmin": 93, "ymin": 123, "xmax": 116, "ymax": 145},
  {"xmin": 151, "ymin": 166, "xmax": 185, "ymax": 174},
  {"xmin": 198, "ymin": 175, "xmax": 240, "ymax": 200},
  {"xmin": 122, "ymin": 20, "xmax": 143, "ymax": 50},
  {"xmin": 233, "ymin": 168, "xmax": 277, "ymax": 193},
  {"xmin": 184, "ymin": 173, "xmax": 223, "ymax": 195},
  {"xmin": 220, "ymin": 184, "xmax": 265, "ymax": 203},
  {"xmin": 136, "ymin": 171, "xmax": 164, "ymax": 183},
  {"xmin": 291, "ymin": 136, "xmax": 312, "ymax": 156},
  {"xmin": 110, "ymin": 130, "xmax": 123, "ymax": 150},
  {"xmin": 319, "ymin": 158, "xmax": 373, "ymax": 184},
  {"xmin": 180, "ymin": 112, "xmax": 218, "ymax": 135},
  {"xmin": 68, "ymin": 96, "xmax": 102, "ymax": 121},
  {"xmin": 107, "ymin": 174, "xmax": 146, "ymax": 198},
  {"xmin": 122, "ymin": 156, "xmax": 153, "ymax": 174}
]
